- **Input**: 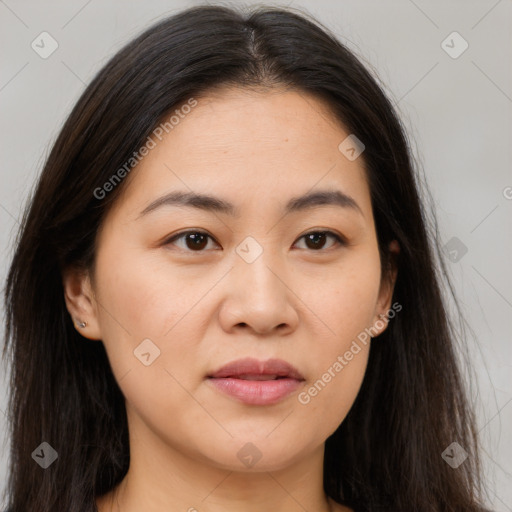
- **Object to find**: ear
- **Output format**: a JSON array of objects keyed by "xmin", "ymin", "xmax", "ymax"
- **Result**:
[
  {"xmin": 371, "ymin": 239, "xmax": 400, "ymax": 337},
  {"xmin": 62, "ymin": 266, "xmax": 102, "ymax": 340}
]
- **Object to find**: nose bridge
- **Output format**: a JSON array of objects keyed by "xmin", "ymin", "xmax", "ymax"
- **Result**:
[{"xmin": 233, "ymin": 234, "xmax": 285, "ymax": 299}]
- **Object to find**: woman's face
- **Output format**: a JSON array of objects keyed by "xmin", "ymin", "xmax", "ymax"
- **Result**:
[{"xmin": 69, "ymin": 87, "xmax": 397, "ymax": 472}]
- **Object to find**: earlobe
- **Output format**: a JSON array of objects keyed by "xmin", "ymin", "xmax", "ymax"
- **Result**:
[{"xmin": 62, "ymin": 266, "xmax": 102, "ymax": 340}]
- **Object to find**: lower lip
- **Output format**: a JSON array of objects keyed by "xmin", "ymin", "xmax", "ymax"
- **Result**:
[{"xmin": 207, "ymin": 377, "xmax": 303, "ymax": 405}]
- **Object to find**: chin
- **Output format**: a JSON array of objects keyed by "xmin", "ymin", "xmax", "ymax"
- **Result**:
[{"xmin": 194, "ymin": 434, "xmax": 317, "ymax": 473}]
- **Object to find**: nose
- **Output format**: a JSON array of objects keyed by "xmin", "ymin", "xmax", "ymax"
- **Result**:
[{"xmin": 218, "ymin": 250, "xmax": 299, "ymax": 336}]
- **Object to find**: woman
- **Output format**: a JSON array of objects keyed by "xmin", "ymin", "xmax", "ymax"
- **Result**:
[{"xmin": 2, "ymin": 4, "xmax": 490, "ymax": 511}]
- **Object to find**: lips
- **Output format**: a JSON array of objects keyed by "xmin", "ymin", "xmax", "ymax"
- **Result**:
[
  {"xmin": 207, "ymin": 357, "xmax": 305, "ymax": 405},
  {"xmin": 208, "ymin": 357, "xmax": 304, "ymax": 380}
]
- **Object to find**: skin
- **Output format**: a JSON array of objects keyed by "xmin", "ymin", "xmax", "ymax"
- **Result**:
[{"xmin": 63, "ymin": 86, "xmax": 399, "ymax": 512}]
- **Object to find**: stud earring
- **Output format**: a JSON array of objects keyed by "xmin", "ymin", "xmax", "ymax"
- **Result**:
[{"xmin": 76, "ymin": 319, "xmax": 87, "ymax": 328}]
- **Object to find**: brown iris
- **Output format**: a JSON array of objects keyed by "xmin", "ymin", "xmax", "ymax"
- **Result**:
[
  {"xmin": 303, "ymin": 232, "xmax": 329, "ymax": 250},
  {"xmin": 184, "ymin": 232, "xmax": 209, "ymax": 250}
]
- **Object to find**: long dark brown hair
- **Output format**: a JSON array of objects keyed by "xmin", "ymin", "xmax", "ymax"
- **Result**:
[{"xmin": 2, "ymin": 4, "xmax": 490, "ymax": 511}]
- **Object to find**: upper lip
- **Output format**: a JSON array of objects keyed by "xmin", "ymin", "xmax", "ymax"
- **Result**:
[{"xmin": 208, "ymin": 357, "xmax": 305, "ymax": 380}]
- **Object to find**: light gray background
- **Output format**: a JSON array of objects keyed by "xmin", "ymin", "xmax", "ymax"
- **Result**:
[{"xmin": 0, "ymin": 0, "xmax": 511, "ymax": 509}]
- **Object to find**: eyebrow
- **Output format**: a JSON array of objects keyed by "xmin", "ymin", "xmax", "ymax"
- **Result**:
[{"xmin": 137, "ymin": 188, "xmax": 363, "ymax": 219}]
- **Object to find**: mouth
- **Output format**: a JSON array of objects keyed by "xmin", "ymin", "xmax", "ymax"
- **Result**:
[
  {"xmin": 231, "ymin": 374, "xmax": 291, "ymax": 380},
  {"xmin": 207, "ymin": 357, "xmax": 305, "ymax": 405}
]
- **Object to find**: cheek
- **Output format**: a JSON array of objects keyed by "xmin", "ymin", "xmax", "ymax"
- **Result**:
[
  {"xmin": 296, "ymin": 352, "xmax": 369, "ymax": 451},
  {"xmin": 299, "ymin": 341, "xmax": 370, "ymax": 423},
  {"xmin": 92, "ymin": 238, "xmax": 213, "ymax": 389},
  {"xmin": 297, "ymin": 248, "xmax": 382, "ymax": 347},
  {"xmin": 293, "ymin": 251, "xmax": 379, "ymax": 426},
  {"xmin": 94, "ymin": 239, "xmax": 208, "ymax": 338},
  {"xmin": 92, "ymin": 245, "xmax": 209, "ymax": 434}
]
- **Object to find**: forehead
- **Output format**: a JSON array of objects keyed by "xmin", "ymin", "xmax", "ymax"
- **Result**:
[{"xmin": 106, "ymin": 87, "xmax": 371, "ymax": 220}]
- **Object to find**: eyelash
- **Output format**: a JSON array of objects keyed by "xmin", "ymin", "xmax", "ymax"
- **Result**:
[{"xmin": 164, "ymin": 229, "xmax": 346, "ymax": 253}]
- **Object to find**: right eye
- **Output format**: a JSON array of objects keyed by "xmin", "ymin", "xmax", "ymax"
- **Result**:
[{"xmin": 163, "ymin": 230, "xmax": 220, "ymax": 252}]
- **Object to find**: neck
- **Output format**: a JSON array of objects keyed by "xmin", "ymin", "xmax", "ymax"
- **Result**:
[
  {"xmin": 98, "ymin": 410, "xmax": 337, "ymax": 512},
  {"xmin": 111, "ymin": 450, "xmax": 334, "ymax": 512}
]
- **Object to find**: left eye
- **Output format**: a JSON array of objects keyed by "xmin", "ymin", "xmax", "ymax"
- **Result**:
[
  {"xmin": 165, "ymin": 230, "xmax": 345, "ymax": 252},
  {"xmin": 294, "ymin": 231, "xmax": 345, "ymax": 251}
]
